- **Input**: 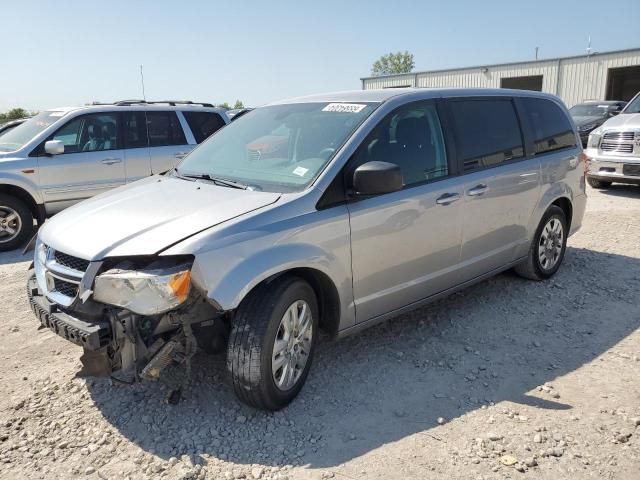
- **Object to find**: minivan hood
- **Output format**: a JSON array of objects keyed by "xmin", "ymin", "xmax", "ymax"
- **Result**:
[
  {"xmin": 601, "ymin": 113, "xmax": 640, "ymax": 129},
  {"xmin": 39, "ymin": 176, "xmax": 280, "ymax": 260}
]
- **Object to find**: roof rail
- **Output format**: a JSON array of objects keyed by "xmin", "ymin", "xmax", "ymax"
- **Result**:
[
  {"xmin": 87, "ymin": 100, "xmax": 216, "ymax": 107},
  {"xmin": 112, "ymin": 99, "xmax": 215, "ymax": 107}
]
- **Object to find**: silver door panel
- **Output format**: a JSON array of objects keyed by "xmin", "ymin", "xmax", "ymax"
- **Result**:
[
  {"xmin": 348, "ymin": 177, "xmax": 464, "ymax": 323},
  {"xmin": 458, "ymin": 158, "xmax": 541, "ymax": 283}
]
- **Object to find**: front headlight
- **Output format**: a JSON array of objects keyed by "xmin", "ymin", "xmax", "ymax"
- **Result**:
[
  {"xmin": 34, "ymin": 238, "xmax": 48, "ymax": 294},
  {"xmin": 93, "ymin": 262, "xmax": 192, "ymax": 315},
  {"xmin": 587, "ymin": 132, "xmax": 601, "ymax": 149}
]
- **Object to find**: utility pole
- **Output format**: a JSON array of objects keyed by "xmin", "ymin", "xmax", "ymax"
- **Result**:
[
  {"xmin": 535, "ymin": 46, "xmax": 539, "ymax": 61},
  {"xmin": 140, "ymin": 65, "xmax": 146, "ymax": 101}
]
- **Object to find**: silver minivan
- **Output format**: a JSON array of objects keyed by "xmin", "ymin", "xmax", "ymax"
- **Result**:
[
  {"xmin": 28, "ymin": 89, "xmax": 587, "ymax": 410},
  {"xmin": 0, "ymin": 100, "xmax": 228, "ymax": 251}
]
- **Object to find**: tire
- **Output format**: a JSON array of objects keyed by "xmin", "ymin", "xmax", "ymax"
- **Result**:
[
  {"xmin": 0, "ymin": 194, "xmax": 34, "ymax": 252},
  {"xmin": 587, "ymin": 176, "xmax": 612, "ymax": 189},
  {"xmin": 227, "ymin": 276, "xmax": 318, "ymax": 410},
  {"xmin": 515, "ymin": 205, "xmax": 568, "ymax": 281}
]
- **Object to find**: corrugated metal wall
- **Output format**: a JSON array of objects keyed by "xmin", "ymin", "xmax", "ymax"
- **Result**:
[{"xmin": 362, "ymin": 49, "xmax": 640, "ymax": 106}]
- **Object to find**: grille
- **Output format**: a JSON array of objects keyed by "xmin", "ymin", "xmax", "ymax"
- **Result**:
[
  {"xmin": 600, "ymin": 143, "xmax": 634, "ymax": 154},
  {"xmin": 54, "ymin": 251, "xmax": 90, "ymax": 272},
  {"xmin": 603, "ymin": 131, "xmax": 635, "ymax": 141},
  {"xmin": 53, "ymin": 278, "xmax": 79, "ymax": 298}
]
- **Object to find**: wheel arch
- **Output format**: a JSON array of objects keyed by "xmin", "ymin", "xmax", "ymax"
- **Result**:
[
  {"xmin": 267, "ymin": 267, "xmax": 341, "ymax": 336},
  {"xmin": 0, "ymin": 183, "xmax": 44, "ymax": 223},
  {"xmin": 550, "ymin": 196, "xmax": 572, "ymax": 230}
]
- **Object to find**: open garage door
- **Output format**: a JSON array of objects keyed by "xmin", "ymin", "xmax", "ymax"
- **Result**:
[
  {"xmin": 606, "ymin": 66, "xmax": 640, "ymax": 101},
  {"xmin": 500, "ymin": 75, "xmax": 543, "ymax": 91}
]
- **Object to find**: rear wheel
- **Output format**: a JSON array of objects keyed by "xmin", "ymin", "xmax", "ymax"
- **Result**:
[
  {"xmin": 0, "ymin": 194, "xmax": 34, "ymax": 252},
  {"xmin": 227, "ymin": 276, "xmax": 318, "ymax": 410},
  {"xmin": 515, "ymin": 206, "xmax": 567, "ymax": 281},
  {"xmin": 587, "ymin": 176, "xmax": 612, "ymax": 189}
]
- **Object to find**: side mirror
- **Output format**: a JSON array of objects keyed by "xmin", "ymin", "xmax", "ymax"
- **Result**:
[
  {"xmin": 352, "ymin": 161, "xmax": 403, "ymax": 196},
  {"xmin": 44, "ymin": 140, "xmax": 64, "ymax": 155}
]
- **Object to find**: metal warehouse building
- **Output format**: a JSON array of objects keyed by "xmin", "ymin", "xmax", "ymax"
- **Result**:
[{"xmin": 361, "ymin": 48, "xmax": 640, "ymax": 107}]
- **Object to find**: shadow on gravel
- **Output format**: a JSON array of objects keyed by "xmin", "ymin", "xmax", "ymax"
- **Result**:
[
  {"xmin": 597, "ymin": 184, "xmax": 640, "ymax": 199},
  {"xmin": 87, "ymin": 246, "xmax": 640, "ymax": 469},
  {"xmin": 0, "ymin": 248, "xmax": 31, "ymax": 266}
]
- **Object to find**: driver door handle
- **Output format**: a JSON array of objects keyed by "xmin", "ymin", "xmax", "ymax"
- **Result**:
[
  {"xmin": 467, "ymin": 184, "xmax": 488, "ymax": 196},
  {"xmin": 175, "ymin": 152, "xmax": 189, "ymax": 159},
  {"xmin": 100, "ymin": 158, "xmax": 122, "ymax": 165},
  {"xmin": 436, "ymin": 192, "xmax": 461, "ymax": 205}
]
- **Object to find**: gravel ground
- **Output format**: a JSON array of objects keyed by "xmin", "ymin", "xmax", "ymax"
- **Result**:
[{"xmin": 1, "ymin": 185, "xmax": 639, "ymax": 480}]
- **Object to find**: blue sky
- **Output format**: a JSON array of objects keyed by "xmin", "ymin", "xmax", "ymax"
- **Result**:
[{"xmin": 1, "ymin": 0, "xmax": 639, "ymax": 111}]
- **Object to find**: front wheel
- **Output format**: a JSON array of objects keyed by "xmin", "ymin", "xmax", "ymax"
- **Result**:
[
  {"xmin": 515, "ymin": 206, "xmax": 568, "ymax": 281},
  {"xmin": 0, "ymin": 194, "xmax": 35, "ymax": 252},
  {"xmin": 227, "ymin": 276, "xmax": 318, "ymax": 410}
]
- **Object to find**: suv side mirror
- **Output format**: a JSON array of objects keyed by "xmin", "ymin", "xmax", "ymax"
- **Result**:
[
  {"xmin": 44, "ymin": 140, "xmax": 64, "ymax": 155},
  {"xmin": 352, "ymin": 161, "xmax": 403, "ymax": 196}
]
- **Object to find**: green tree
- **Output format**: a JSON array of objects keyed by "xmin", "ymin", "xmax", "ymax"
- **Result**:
[
  {"xmin": 216, "ymin": 102, "xmax": 231, "ymax": 110},
  {"xmin": 371, "ymin": 51, "xmax": 415, "ymax": 76},
  {"xmin": 233, "ymin": 100, "xmax": 244, "ymax": 109},
  {"xmin": 0, "ymin": 107, "xmax": 29, "ymax": 122}
]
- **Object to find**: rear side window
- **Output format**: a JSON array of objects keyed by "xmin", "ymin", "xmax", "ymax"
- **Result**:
[
  {"xmin": 521, "ymin": 98, "xmax": 576, "ymax": 155},
  {"xmin": 449, "ymin": 99, "xmax": 524, "ymax": 172},
  {"xmin": 183, "ymin": 111, "xmax": 226, "ymax": 143},
  {"xmin": 146, "ymin": 111, "xmax": 187, "ymax": 147},
  {"xmin": 123, "ymin": 112, "xmax": 148, "ymax": 148}
]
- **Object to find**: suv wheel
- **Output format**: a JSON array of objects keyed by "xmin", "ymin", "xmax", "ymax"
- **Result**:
[
  {"xmin": 587, "ymin": 176, "xmax": 612, "ymax": 189},
  {"xmin": 0, "ymin": 194, "xmax": 34, "ymax": 252},
  {"xmin": 515, "ymin": 205, "xmax": 568, "ymax": 281},
  {"xmin": 227, "ymin": 276, "xmax": 318, "ymax": 410}
]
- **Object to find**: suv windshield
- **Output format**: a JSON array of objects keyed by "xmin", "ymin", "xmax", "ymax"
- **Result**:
[
  {"xmin": 569, "ymin": 104, "xmax": 610, "ymax": 117},
  {"xmin": 624, "ymin": 95, "xmax": 640, "ymax": 114},
  {"xmin": 176, "ymin": 102, "xmax": 377, "ymax": 192},
  {"xmin": 0, "ymin": 111, "xmax": 66, "ymax": 152}
]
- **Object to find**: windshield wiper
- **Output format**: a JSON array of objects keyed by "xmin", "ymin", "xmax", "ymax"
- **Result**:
[{"xmin": 174, "ymin": 170, "xmax": 248, "ymax": 190}]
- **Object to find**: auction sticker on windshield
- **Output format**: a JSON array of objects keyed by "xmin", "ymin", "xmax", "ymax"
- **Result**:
[
  {"xmin": 292, "ymin": 166, "xmax": 309, "ymax": 177},
  {"xmin": 322, "ymin": 103, "xmax": 366, "ymax": 113}
]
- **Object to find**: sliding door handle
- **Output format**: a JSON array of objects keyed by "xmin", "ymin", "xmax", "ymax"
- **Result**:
[
  {"xmin": 100, "ymin": 158, "xmax": 122, "ymax": 165},
  {"xmin": 436, "ymin": 193, "xmax": 461, "ymax": 205},
  {"xmin": 467, "ymin": 184, "xmax": 488, "ymax": 196}
]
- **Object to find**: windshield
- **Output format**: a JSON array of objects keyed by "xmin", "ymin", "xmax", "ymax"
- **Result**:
[
  {"xmin": 624, "ymin": 95, "xmax": 640, "ymax": 114},
  {"xmin": 0, "ymin": 111, "xmax": 66, "ymax": 152},
  {"xmin": 176, "ymin": 102, "xmax": 377, "ymax": 192},
  {"xmin": 569, "ymin": 104, "xmax": 611, "ymax": 117}
]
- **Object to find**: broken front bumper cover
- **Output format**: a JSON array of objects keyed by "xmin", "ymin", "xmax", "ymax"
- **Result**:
[{"xmin": 27, "ymin": 275, "xmax": 111, "ymax": 351}]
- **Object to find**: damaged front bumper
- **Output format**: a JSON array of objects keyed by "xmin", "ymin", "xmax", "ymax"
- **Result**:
[{"xmin": 27, "ymin": 272, "xmax": 223, "ymax": 393}]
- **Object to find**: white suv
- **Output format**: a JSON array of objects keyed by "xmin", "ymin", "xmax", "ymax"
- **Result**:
[{"xmin": 0, "ymin": 100, "xmax": 228, "ymax": 250}]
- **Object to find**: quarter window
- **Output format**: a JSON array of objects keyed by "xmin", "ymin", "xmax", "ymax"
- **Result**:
[
  {"xmin": 146, "ymin": 111, "xmax": 187, "ymax": 147},
  {"xmin": 183, "ymin": 111, "xmax": 226, "ymax": 143},
  {"xmin": 351, "ymin": 102, "xmax": 448, "ymax": 187},
  {"xmin": 51, "ymin": 113, "xmax": 119, "ymax": 154},
  {"xmin": 522, "ymin": 98, "xmax": 576, "ymax": 155},
  {"xmin": 449, "ymin": 99, "xmax": 524, "ymax": 171}
]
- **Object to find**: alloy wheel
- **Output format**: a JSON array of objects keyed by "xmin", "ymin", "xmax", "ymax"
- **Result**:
[
  {"xmin": 272, "ymin": 300, "xmax": 313, "ymax": 391},
  {"xmin": 538, "ymin": 217, "xmax": 564, "ymax": 270},
  {"xmin": 0, "ymin": 206, "xmax": 22, "ymax": 244}
]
